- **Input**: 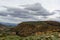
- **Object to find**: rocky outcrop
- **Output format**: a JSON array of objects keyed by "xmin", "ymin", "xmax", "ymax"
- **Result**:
[{"xmin": 13, "ymin": 21, "xmax": 60, "ymax": 37}]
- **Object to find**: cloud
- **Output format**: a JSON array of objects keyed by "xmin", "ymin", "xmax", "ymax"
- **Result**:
[
  {"xmin": 0, "ymin": 3, "xmax": 59, "ymax": 23},
  {"xmin": 24, "ymin": 3, "xmax": 52, "ymax": 16},
  {"xmin": 46, "ymin": 10, "xmax": 60, "ymax": 21}
]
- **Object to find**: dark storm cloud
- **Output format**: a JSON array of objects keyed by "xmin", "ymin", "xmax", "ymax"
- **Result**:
[
  {"xmin": 3, "ymin": 3, "xmax": 52, "ymax": 17},
  {"xmin": 24, "ymin": 3, "xmax": 52, "ymax": 16},
  {"xmin": 0, "ymin": 3, "xmax": 54, "ymax": 22},
  {"xmin": 0, "ymin": 13, "xmax": 7, "ymax": 16},
  {"xmin": 0, "ymin": 7, "xmax": 31, "ymax": 18}
]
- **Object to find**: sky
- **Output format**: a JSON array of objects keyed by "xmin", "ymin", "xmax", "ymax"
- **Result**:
[{"xmin": 0, "ymin": 0, "xmax": 60, "ymax": 24}]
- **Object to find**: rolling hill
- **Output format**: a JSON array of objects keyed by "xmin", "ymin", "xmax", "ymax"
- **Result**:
[{"xmin": 12, "ymin": 21, "xmax": 60, "ymax": 37}]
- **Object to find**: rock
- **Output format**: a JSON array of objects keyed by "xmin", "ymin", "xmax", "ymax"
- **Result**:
[{"xmin": 13, "ymin": 21, "xmax": 60, "ymax": 37}]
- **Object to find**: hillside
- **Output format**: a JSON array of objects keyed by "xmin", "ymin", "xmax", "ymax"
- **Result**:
[
  {"xmin": 12, "ymin": 21, "xmax": 60, "ymax": 37},
  {"xmin": 0, "ymin": 24, "xmax": 8, "ymax": 31}
]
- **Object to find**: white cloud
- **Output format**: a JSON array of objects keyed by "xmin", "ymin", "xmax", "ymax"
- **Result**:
[
  {"xmin": 0, "ymin": 3, "xmax": 51, "ymax": 23},
  {"xmin": 0, "ymin": 1, "xmax": 59, "ymax": 23},
  {"xmin": 0, "ymin": 0, "xmax": 60, "ymax": 12}
]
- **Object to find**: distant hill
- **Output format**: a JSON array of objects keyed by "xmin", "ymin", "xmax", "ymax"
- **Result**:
[
  {"xmin": 0, "ymin": 22, "xmax": 17, "ymax": 27},
  {"xmin": 0, "ymin": 23, "xmax": 9, "ymax": 31},
  {"xmin": 12, "ymin": 21, "xmax": 60, "ymax": 37}
]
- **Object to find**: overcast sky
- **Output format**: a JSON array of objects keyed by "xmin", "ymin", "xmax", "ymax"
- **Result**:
[{"xmin": 0, "ymin": 0, "xmax": 60, "ymax": 24}]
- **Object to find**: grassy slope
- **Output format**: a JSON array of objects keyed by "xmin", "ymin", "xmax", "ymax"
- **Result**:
[{"xmin": 0, "ymin": 32, "xmax": 60, "ymax": 40}]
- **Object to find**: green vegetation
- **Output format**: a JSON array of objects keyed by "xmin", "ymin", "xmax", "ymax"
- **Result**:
[
  {"xmin": 0, "ymin": 21, "xmax": 60, "ymax": 40},
  {"xmin": 0, "ymin": 32, "xmax": 60, "ymax": 40}
]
